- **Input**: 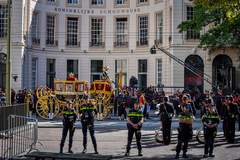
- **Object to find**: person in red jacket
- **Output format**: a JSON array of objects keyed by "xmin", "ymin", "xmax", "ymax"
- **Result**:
[{"xmin": 11, "ymin": 88, "xmax": 15, "ymax": 104}]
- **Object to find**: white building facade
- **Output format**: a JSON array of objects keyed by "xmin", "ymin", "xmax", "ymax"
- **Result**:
[{"xmin": 0, "ymin": 0, "xmax": 239, "ymax": 94}]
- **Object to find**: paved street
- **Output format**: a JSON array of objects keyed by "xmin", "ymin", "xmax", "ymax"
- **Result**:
[{"xmin": 13, "ymin": 111, "xmax": 240, "ymax": 160}]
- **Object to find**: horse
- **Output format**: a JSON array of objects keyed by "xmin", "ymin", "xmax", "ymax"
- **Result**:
[{"xmin": 114, "ymin": 95, "xmax": 136, "ymax": 120}]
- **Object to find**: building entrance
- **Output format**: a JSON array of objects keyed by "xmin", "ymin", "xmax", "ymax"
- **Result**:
[
  {"xmin": 212, "ymin": 54, "xmax": 234, "ymax": 93},
  {"xmin": 184, "ymin": 55, "xmax": 204, "ymax": 93}
]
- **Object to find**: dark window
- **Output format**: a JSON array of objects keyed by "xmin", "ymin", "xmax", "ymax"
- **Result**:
[
  {"xmin": 47, "ymin": 59, "xmax": 55, "ymax": 90},
  {"xmin": 67, "ymin": 60, "xmax": 78, "ymax": 78},
  {"xmin": 138, "ymin": 59, "xmax": 147, "ymax": 91},
  {"xmin": 91, "ymin": 60, "xmax": 103, "ymax": 83},
  {"xmin": 138, "ymin": 59, "xmax": 147, "ymax": 72}
]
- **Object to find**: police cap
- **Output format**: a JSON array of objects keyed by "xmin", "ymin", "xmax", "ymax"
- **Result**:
[
  {"xmin": 66, "ymin": 101, "xmax": 72, "ymax": 104},
  {"xmin": 183, "ymin": 103, "xmax": 190, "ymax": 108},
  {"xmin": 134, "ymin": 99, "xmax": 139, "ymax": 104},
  {"xmin": 208, "ymin": 104, "xmax": 214, "ymax": 108},
  {"xmin": 163, "ymin": 97, "xmax": 168, "ymax": 102},
  {"xmin": 83, "ymin": 95, "xmax": 89, "ymax": 100}
]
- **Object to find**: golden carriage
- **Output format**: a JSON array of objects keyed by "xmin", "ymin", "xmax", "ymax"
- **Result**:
[
  {"xmin": 88, "ymin": 80, "xmax": 117, "ymax": 120},
  {"xmin": 36, "ymin": 73, "xmax": 88, "ymax": 119}
]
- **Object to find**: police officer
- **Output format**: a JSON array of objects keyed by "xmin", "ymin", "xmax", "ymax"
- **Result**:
[
  {"xmin": 235, "ymin": 95, "xmax": 240, "ymax": 131},
  {"xmin": 224, "ymin": 96, "xmax": 240, "ymax": 143},
  {"xmin": 60, "ymin": 101, "xmax": 76, "ymax": 153},
  {"xmin": 202, "ymin": 104, "xmax": 219, "ymax": 157},
  {"xmin": 125, "ymin": 99, "xmax": 143, "ymax": 156},
  {"xmin": 159, "ymin": 97, "xmax": 174, "ymax": 145},
  {"xmin": 175, "ymin": 104, "xmax": 193, "ymax": 159},
  {"xmin": 220, "ymin": 96, "xmax": 228, "ymax": 139},
  {"xmin": 80, "ymin": 95, "xmax": 98, "ymax": 154}
]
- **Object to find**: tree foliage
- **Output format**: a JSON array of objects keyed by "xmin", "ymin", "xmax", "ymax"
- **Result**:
[{"xmin": 177, "ymin": 0, "xmax": 240, "ymax": 51}]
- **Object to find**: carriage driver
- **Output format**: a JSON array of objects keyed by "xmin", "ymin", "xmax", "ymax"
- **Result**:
[{"xmin": 102, "ymin": 66, "xmax": 114, "ymax": 89}]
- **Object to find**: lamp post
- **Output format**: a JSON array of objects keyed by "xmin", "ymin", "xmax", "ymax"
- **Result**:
[
  {"xmin": 6, "ymin": 0, "xmax": 12, "ymax": 105},
  {"xmin": 219, "ymin": 66, "xmax": 226, "ymax": 90}
]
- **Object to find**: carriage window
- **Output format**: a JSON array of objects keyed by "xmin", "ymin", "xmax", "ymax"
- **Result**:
[
  {"xmin": 76, "ymin": 83, "xmax": 84, "ymax": 92},
  {"xmin": 56, "ymin": 83, "xmax": 63, "ymax": 91},
  {"xmin": 65, "ymin": 83, "xmax": 73, "ymax": 92}
]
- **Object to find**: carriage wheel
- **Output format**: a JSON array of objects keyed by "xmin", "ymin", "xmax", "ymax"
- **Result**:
[
  {"xmin": 36, "ymin": 96, "xmax": 60, "ymax": 120},
  {"xmin": 36, "ymin": 86, "xmax": 51, "ymax": 99},
  {"xmin": 94, "ymin": 106, "xmax": 108, "ymax": 120},
  {"xmin": 102, "ymin": 106, "xmax": 108, "ymax": 119},
  {"xmin": 55, "ymin": 102, "xmax": 65, "ymax": 118}
]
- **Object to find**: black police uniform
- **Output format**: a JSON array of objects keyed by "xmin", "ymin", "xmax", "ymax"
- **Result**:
[
  {"xmin": 125, "ymin": 107, "xmax": 143, "ymax": 156},
  {"xmin": 188, "ymin": 100, "xmax": 196, "ymax": 116},
  {"xmin": 159, "ymin": 101, "xmax": 174, "ymax": 145},
  {"xmin": 175, "ymin": 110, "xmax": 193, "ymax": 158},
  {"xmin": 220, "ymin": 100, "xmax": 228, "ymax": 139},
  {"xmin": 172, "ymin": 97, "xmax": 180, "ymax": 115},
  {"xmin": 202, "ymin": 110, "xmax": 219, "ymax": 157},
  {"xmin": 60, "ymin": 106, "xmax": 76, "ymax": 153},
  {"xmin": 236, "ymin": 99, "xmax": 240, "ymax": 131},
  {"xmin": 80, "ymin": 102, "xmax": 98, "ymax": 154},
  {"xmin": 224, "ymin": 102, "xmax": 240, "ymax": 143}
]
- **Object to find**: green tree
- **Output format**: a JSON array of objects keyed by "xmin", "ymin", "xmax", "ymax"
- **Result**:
[{"xmin": 177, "ymin": 0, "xmax": 240, "ymax": 51}]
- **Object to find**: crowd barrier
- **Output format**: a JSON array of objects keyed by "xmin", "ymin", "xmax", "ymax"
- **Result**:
[
  {"xmin": 0, "ymin": 115, "xmax": 39, "ymax": 160},
  {"xmin": 0, "ymin": 103, "xmax": 27, "ymax": 131}
]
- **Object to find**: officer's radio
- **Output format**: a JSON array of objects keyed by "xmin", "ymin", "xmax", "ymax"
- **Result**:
[{"xmin": 208, "ymin": 120, "xmax": 212, "ymax": 125}]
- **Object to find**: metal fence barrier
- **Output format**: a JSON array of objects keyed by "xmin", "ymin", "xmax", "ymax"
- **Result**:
[
  {"xmin": 0, "ymin": 115, "xmax": 39, "ymax": 160},
  {"xmin": 0, "ymin": 104, "xmax": 27, "ymax": 131}
]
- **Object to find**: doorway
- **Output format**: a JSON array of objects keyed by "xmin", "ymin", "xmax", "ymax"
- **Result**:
[
  {"xmin": 184, "ymin": 55, "xmax": 204, "ymax": 93},
  {"xmin": 212, "ymin": 54, "xmax": 234, "ymax": 92}
]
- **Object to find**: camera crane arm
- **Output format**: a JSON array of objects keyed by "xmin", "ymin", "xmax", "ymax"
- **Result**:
[{"xmin": 155, "ymin": 46, "xmax": 219, "ymax": 90}]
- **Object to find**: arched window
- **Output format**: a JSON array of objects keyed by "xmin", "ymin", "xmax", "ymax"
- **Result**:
[
  {"xmin": 212, "ymin": 54, "xmax": 233, "ymax": 92},
  {"xmin": 184, "ymin": 55, "xmax": 204, "ymax": 93}
]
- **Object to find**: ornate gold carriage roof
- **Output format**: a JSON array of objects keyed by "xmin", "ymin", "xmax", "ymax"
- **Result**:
[{"xmin": 54, "ymin": 73, "xmax": 88, "ymax": 96}]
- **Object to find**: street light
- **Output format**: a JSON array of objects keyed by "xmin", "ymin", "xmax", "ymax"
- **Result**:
[
  {"xmin": 6, "ymin": 0, "xmax": 12, "ymax": 105},
  {"xmin": 219, "ymin": 66, "xmax": 226, "ymax": 89}
]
